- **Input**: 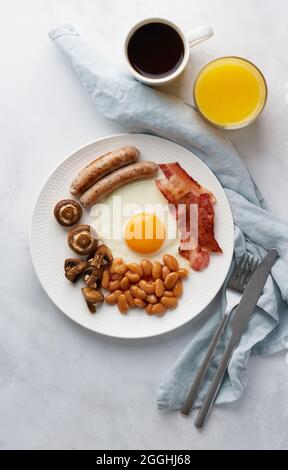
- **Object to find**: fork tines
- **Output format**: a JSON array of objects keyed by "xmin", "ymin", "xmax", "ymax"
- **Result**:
[{"xmin": 228, "ymin": 253, "xmax": 259, "ymax": 293}]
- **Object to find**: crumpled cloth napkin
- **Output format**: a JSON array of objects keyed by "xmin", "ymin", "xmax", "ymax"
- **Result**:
[{"xmin": 48, "ymin": 25, "xmax": 288, "ymax": 409}]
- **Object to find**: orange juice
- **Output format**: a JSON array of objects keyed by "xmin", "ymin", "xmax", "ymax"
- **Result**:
[{"xmin": 194, "ymin": 57, "xmax": 267, "ymax": 129}]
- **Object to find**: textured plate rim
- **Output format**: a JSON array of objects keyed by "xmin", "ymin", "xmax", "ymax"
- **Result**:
[{"xmin": 30, "ymin": 133, "xmax": 234, "ymax": 339}]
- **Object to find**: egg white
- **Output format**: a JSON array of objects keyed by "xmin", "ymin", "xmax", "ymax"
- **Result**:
[{"xmin": 90, "ymin": 178, "xmax": 190, "ymax": 269}]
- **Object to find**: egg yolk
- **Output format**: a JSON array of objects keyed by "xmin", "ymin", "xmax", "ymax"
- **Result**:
[{"xmin": 125, "ymin": 212, "xmax": 165, "ymax": 254}]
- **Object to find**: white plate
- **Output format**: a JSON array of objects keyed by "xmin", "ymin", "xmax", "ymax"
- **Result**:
[{"xmin": 30, "ymin": 134, "xmax": 234, "ymax": 339}]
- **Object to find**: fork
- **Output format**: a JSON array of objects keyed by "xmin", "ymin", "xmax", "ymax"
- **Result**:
[{"xmin": 180, "ymin": 253, "xmax": 259, "ymax": 416}]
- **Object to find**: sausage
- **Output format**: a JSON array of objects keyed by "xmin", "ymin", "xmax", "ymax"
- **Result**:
[
  {"xmin": 80, "ymin": 161, "xmax": 159, "ymax": 208},
  {"xmin": 70, "ymin": 146, "xmax": 139, "ymax": 196}
]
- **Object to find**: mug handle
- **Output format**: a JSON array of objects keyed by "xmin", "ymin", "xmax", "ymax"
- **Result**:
[{"xmin": 187, "ymin": 25, "xmax": 213, "ymax": 47}]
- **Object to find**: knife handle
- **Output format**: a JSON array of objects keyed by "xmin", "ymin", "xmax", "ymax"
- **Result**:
[
  {"xmin": 194, "ymin": 338, "xmax": 238, "ymax": 428},
  {"xmin": 181, "ymin": 313, "xmax": 231, "ymax": 416}
]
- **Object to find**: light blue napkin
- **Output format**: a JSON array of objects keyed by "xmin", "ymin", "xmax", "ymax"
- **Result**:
[{"xmin": 48, "ymin": 25, "xmax": 288, "ymax": 409}]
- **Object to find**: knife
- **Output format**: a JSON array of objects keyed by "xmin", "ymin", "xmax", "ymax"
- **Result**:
[{"xmin": 194, "ymin": 248, "xmax": 278, "ymax": 428}]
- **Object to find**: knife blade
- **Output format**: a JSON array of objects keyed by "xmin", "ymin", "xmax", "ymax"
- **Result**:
[
  {"xmin": 194, "ymin": 248, "xmax": 278, "ymax": 428},
  {"xmin": 229, "ymin": 249, "xmax": 278, "ymax": 338}
]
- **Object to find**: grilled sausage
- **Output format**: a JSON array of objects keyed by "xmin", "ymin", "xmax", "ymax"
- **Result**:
[
  {"xmin": 80, "ymin": 161, "xmax": 159, "ymax": 208},
  {"xmin": 70, "ymin": 146, "xmax": 139, "ymax": 196}
]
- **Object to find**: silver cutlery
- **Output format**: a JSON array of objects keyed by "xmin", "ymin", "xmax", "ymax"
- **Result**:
[
  {"xmin": 180, "ymin": 249, "xmax": 278, "ymax": 425},
  {"xmin": 194, "ymin": 249, "xmax": 278, "ymax": 427},
  {"xmin": 181, "ymin": 252, "xmax": 259, "ymax": 417}
]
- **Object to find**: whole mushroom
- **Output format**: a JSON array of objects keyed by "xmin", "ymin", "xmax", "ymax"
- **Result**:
[
  {"xmin": 54, "ymin": 199, "xmax": 82, "ymax": 226},
  {"xmin": 67, "ymin": 224, "xmax": 98, "ymax": 256}
]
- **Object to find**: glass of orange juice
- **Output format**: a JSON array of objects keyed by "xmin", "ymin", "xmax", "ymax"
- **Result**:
[{"xmin": 193, "ymin": 57, "xmax": 267, "ymax": 129}]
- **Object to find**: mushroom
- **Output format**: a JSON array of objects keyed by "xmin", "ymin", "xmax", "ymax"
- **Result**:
[
  {"xmin": 64, "ymin": 258, "xmax": 88, "ymax": 283},
  {"xmin": 67, "ymin": 224, "xmax": 98, "ymax": 256},
  {"xmin": 83, "ymin": 265, "xmax": 102, "ymax": 289},
  {"xmin": 88, "ymin": 244, "xmax": 113, "ymax": 270},
  {"xmin": 82, "ymin": 288, "xmax": 104, "ymax": 313},
  {"xmin": 54, "ymin": 199, "xmax": 82, "ymax": 226}
]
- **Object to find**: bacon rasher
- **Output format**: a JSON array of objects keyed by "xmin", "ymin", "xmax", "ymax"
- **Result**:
[
  {"xmin": 159, "ymin": 162, "xmax": 216, "ymax": 203},
  {"xmin": 156, "ymin": 163, "xmax": 222, "ymax": 271}
]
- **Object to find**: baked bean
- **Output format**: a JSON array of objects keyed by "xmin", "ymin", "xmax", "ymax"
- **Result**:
[
  {"xmin": 164, "ymin": 272, "xmax": 179, "ymax": 289},
  {"xmin": 161, "ymin": 296, "xmax": 178, "ymax": 309},
  {"xmin": 177, "ymin": 268, "xmax": 189, "ymax": 278},
  {"xmin": 152, "ymin": 303, "xmax": 167, "ymax": 316},
  {"xmin": 154, "ymin": 278, "xmax": 165, "ymax": 298},
  {"xmin": 117, "ymin": 294, "xmax": 129, "ymax": 314},
  {"xmin": 163, "ymin": 290, "xmax": 174, "ymax": 297},
  {"xmin": 134, "ymin": 298, "xmax": 146, "ymax": 308},
  {"xmin": 111, "ymin": 273, "xmax": 122, "ymax": 281},
  {"xmin": 146, "ymin": 304, "xmax": 154, "ymax": 315},
  {"xmin": 163, "ymin": 254, "xmax": 179, "ymax": 271},
  {"xmin": 110, "ymin": 258, "xmax": 123, "ymax": 274},
  {"xmin": 127, "ymin": 263, "xmax": 143, "ymax": 277},
  {"xmin": 110, "ymin": 262, "xmax": 116, "ymax": 274},
  {"xmin": 115, "ymin": 263, "xmax": 127, "ymax": 275},
  {"xmin": 161, "ymin": 265, "xmax": 170, "ymax": 280},
  {"xmin": 173, "ymin": 280, "xmax": 183, "ymax": 298},
  {"xmin": 101, "ymin": 270, "xmax": 110, "ymax": 289},
  {"xmin": 120, "ymin": 276, "xmax": 130, "ymax": 290},
  {"xmin": 105, "ymin": 290, "xmax": 122, "ymax": 304},
  {"xmin": 125, "ymin": 271, "xmax": 141, "ymax": 283},
  {"xmin": 124, "ymin": 290, "xmax": 134, "ymax": 307},
  {"xmin": 146, "ymin": 294, "xmax": 157, "ymax": 304},
  {"xmin": 107, "ymin": 256, "xmax": 186, "ymax": 314},
  {"xmin": 152, "ymin": 261, "xmax": 162, "ymax": 280},
  {"xmin": 139, "ymin": 280, "xmax": 155, "ymax": 294},
  {"xmin": 130, "ymin": 285, "xmax": 147, "ymax": 300},
  {"xmin": 109, "ymin": 280, "xmax": 121, "ymax": 291},
  {"xmin": 140, "ymin": 259, "xmax": 153, "ymax": 277}
]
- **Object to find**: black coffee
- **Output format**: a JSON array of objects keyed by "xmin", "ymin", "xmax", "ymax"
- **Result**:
[{"xmin": 127, "ymin": 22, "xmax": 185, "ymax": 79}]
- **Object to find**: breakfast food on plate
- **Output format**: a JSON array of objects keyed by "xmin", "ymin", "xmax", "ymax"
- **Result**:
[
  {"xmin": 54, "ymin": 199, "xmax": 82, "ymax": 226},
  {"xmin": 67, "ymin": 224, "xmax": 98, "ymax": 255},
  {"xmin": 82, "ymin": 287, "xmax": 104, "ymax": 313},
  {"xmin": 80, "ymin": 161, "xmax": 159, "ymax": 208},
  {"xmin": 90, "ymin": 178, "xmax": 189, "ymax": 268},
  {"xmin": 56, "ymin": 145, "xmax": 222, "ymax": 315},
  {"xmin": 70, "ymin": 146, "xmax": 139, "ymax": 196},
  {"xmin": 104, "ymin": 254, "xmax": 187, "ymax": 316},
  {"xmin": 155, "ymin": 162, "xmax": 222, "ymax": 271},
  {"xmin": 87, "ymin": 243, "xmax": 113, "ymax": 270},
  {"xmin": 83, "ymin": 265, "xmax": 102, "ymax": 289},
  {"xmin": 64, "ymin": 258, "xmax": 88, "ymax": 282},
  {"xmin": 63, "ymin": 241, "xmax": 113, "ymax": 313}
]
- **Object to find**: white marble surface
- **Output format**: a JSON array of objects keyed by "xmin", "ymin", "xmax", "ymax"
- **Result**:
[{"xmin": 1, "ymin": 0, "xmax": 288, "ymax": 450}]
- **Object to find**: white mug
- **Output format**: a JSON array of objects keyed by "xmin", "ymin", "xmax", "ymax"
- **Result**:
[{"xmin": 124, "ymin": 17, "xmax": 213, "ymax": 86}]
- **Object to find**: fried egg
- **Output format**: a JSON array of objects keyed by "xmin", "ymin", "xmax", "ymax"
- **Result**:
[{"xmin": 90, "ymin": 178, "xmax": 190, "ymax": 268}]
